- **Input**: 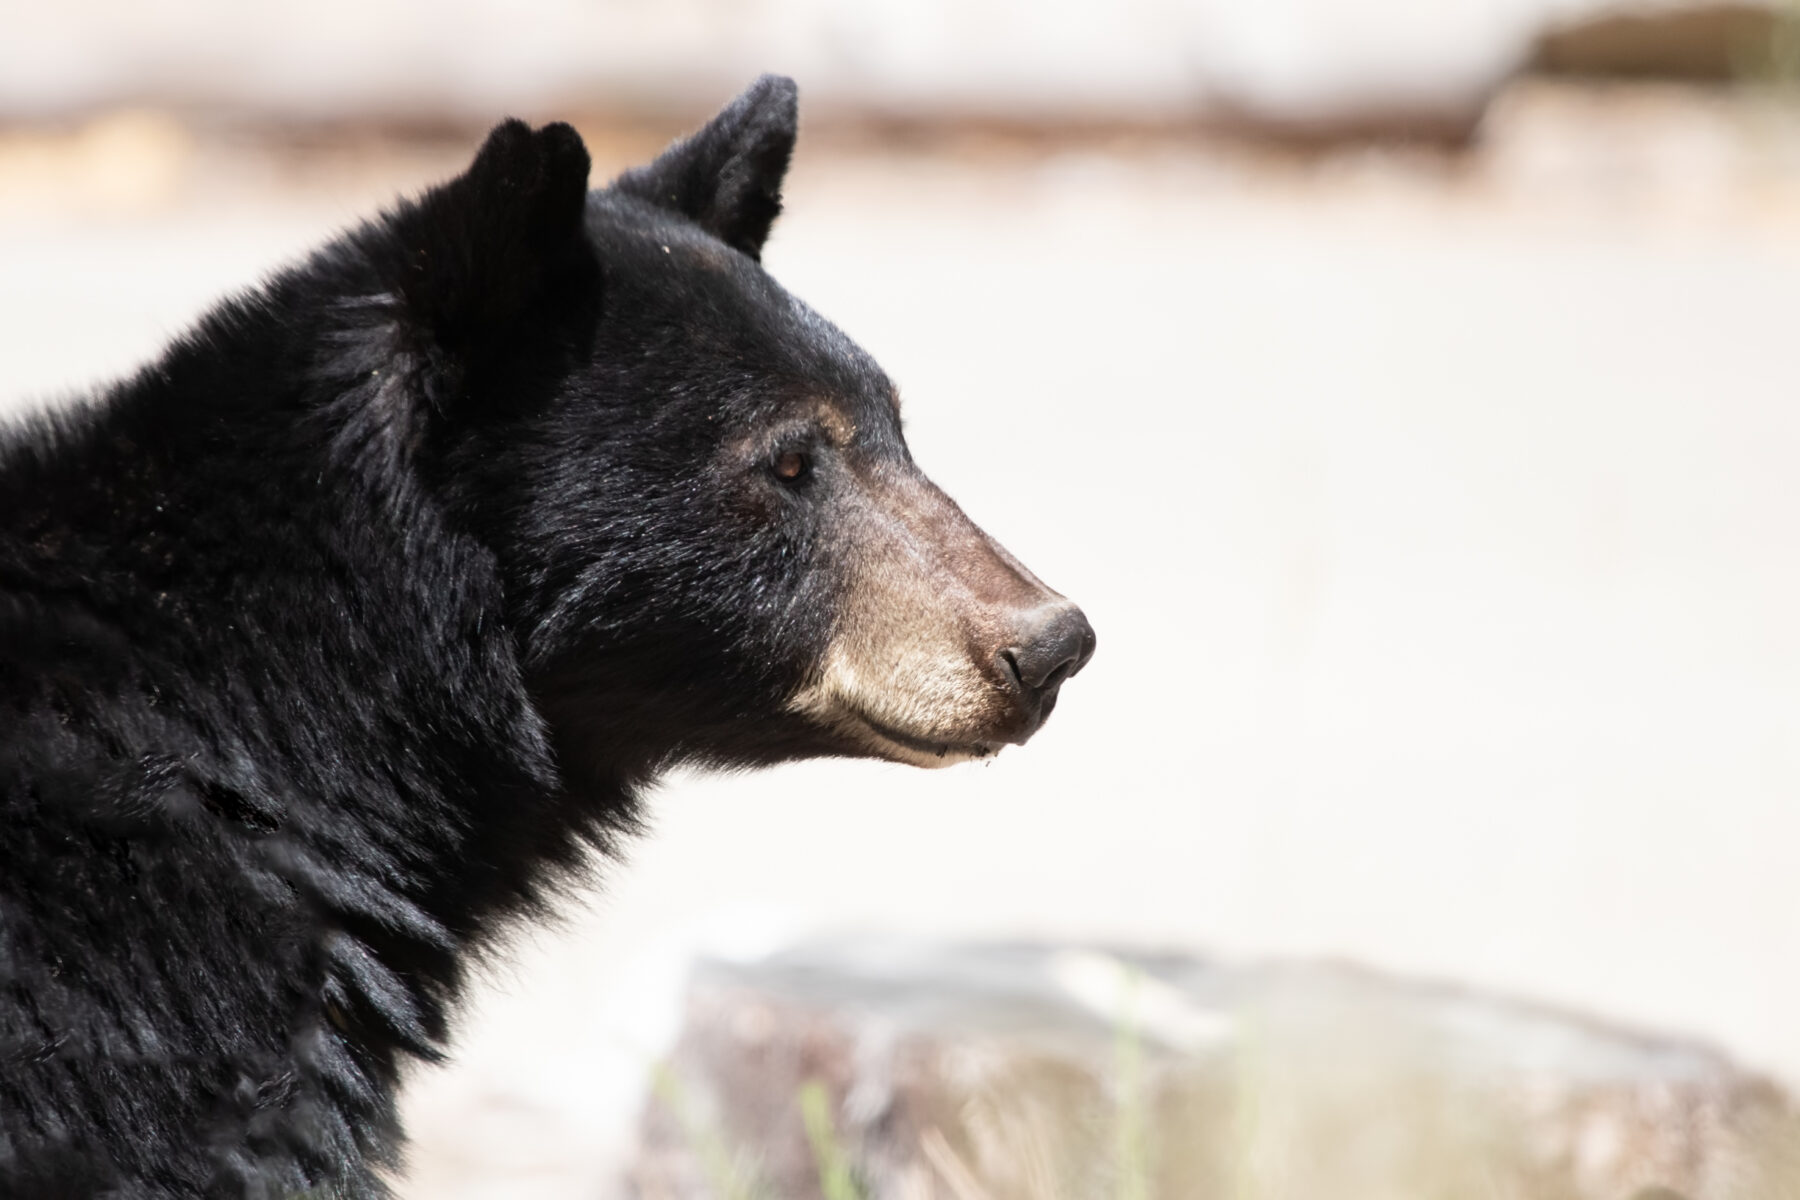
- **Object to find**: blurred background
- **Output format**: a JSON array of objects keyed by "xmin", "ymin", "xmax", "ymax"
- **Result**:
[{"xmin": 4, "ymin": 1, "xmax": 1800, "ymax": 1196}]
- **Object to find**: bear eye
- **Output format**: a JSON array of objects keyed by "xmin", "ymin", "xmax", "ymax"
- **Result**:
[{"xmin": 771, "ymin": 449, "xmax": 811, "ymax": 484}]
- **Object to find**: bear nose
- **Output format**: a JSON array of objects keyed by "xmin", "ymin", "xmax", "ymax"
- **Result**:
[{"xmin": 999, "ymin": 604, "xmax": 1097, "ymax": 707}]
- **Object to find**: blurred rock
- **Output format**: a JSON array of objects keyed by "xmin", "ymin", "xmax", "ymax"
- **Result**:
[
  {"xmin": 630, "ymin": 939, "xmax": 1795, "ymax": 1200},
  {"xmin": 22, "ymin": 2, "xmax": 1800, "ymax": 156},
  {"xmin": 1474, "ymin": 77, "xmax": 1800, "ymax": 218},
  {"xmin": 0, "ymin": 0, "xmax": 1535, "ymax": 144},
  {"xmin": 1529, "ymin": 3, "xmax": 1783, "ymax": 82},
  {"xmin": 0, "ymin": 110, "xmax": 195, "ymax": 217}
]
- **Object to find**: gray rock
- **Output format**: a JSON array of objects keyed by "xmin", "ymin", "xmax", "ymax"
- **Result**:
[{"xmin": 629, "ymin": 939, "xmax": 1795, "ymax": 1200}]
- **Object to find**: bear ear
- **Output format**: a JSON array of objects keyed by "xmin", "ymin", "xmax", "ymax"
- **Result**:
[
  {"xmin": 613, "ymin": 74, "xmax": 799, "ymax": 261},
  {"xmin": 377, "ymin": 119, "xmax": 593, "ymax": 360}
]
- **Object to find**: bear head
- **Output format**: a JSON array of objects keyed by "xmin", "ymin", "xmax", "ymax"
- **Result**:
[{"xmin": 366, "ymin": 76, "xmax": 1095, "ymax": 783}]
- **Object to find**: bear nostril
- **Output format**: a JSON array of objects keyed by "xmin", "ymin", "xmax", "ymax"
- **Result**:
[
  {"xmin": 1001, "ymin": 605, "xmax": 1097, "ymax": 699},
  {"xmin": 998, "ymin": 648, "xmax": 1025, "ymax": 691}
]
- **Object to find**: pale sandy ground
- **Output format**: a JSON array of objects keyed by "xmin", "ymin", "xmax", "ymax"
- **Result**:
[{"xmin": 3, "ymin": 86, "xmax": 1799, "ymax": 1196}]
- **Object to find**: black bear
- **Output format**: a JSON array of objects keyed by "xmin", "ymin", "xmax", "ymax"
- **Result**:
[{"xmin": 0, "ymin": 76, "xmax": 1094, "ymax": 1196}]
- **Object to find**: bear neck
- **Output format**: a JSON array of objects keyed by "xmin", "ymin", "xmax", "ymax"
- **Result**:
[{"xmin": 0, "ymin": 277, "xmax": 642, "ymax": 1034}]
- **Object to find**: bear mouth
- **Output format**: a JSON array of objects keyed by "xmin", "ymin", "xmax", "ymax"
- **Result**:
[{"xmin": 839, "ymin": 708, "xmax": 1005, "ymax": 769}]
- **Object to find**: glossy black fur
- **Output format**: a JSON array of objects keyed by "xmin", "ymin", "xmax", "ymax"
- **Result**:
[{"xmin": 0, "ymin": 76, "xmax": 910, "ymax": 1195}]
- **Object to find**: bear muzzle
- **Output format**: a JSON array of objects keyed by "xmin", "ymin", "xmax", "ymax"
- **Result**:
[{"xmin": 787, "ymin": 579, "xmax": 1095, "ymax": 769}]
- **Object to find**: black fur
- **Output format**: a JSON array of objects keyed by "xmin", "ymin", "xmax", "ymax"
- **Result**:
[
  {"xmin": 0, "ymin": 76, "xmax": 908, "ymax": 1196},
  {"xmin": 613, "ymin": 74, "xmax": 798, "ymax": 260}
]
